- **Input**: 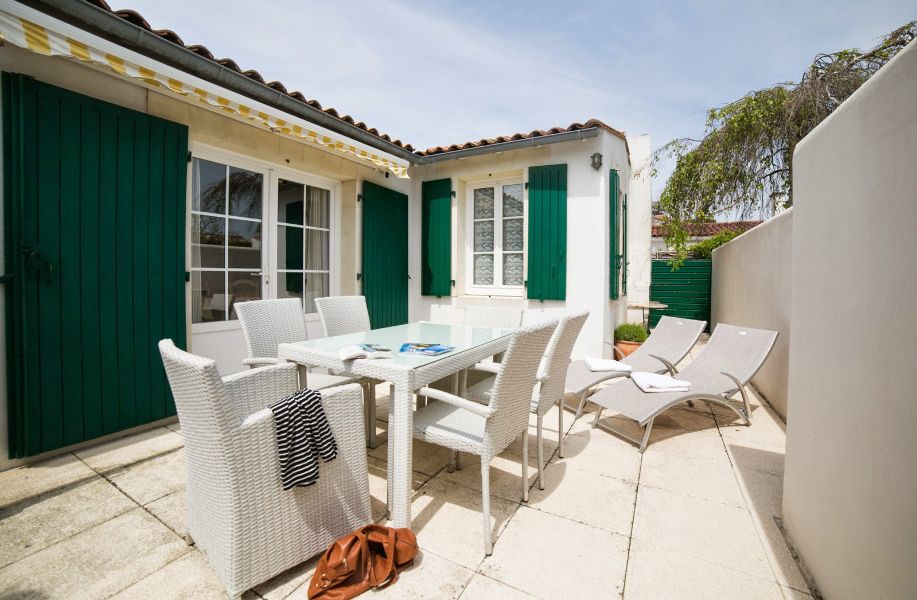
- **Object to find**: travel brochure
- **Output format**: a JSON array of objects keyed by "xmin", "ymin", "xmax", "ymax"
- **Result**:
[{"xmin": 398, "ymin": 343, "xmax": 455, "ymax": 356}]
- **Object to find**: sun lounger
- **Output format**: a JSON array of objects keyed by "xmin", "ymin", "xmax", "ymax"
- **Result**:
[
  {"xmin": 588, "ymin": 323, "xmax": 778, "ymax": 452},
  {"xmin": 564, "ymin": 316, "xmax": 706, "ymax": 417}
]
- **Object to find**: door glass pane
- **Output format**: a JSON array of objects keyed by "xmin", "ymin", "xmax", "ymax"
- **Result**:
[
  {"xmin": 474, "ymin": 220, "xmax": 494, "ymax": 251},
  {"xmin": 228, "ymin": 272, "xmax": 262, "ymax": 319},
  {"xmin": 192, "ymin": 159, "xmax": 226, "ymax": 213},
  {"xmin": 277, "ymin": 225, "xmax": 304, "ymax": 270},
  {"xmin": 192, "ymin": 270, "xmax": 226, "ymax": 323},
  {"xmin": 503, "ymin": 184, "xmax": 524, "ymax": 217},
  {"xmin": 304, "ymin": 229, "xmax": 329, "ymax": 270},
  {"xmin": 503, "ymin": 253, "xmax": 523, "ymax": 286},
  {"xmin": 474, "ymin": 188, "xmax": 494, "ymax": 219},
  {"xmin": 303, "ymin": 272, "xmax": 329, "ymax": 314},
  {"xmin": 306, "ymin": 186, "xmax": 330, "ymax": 228},
  {"xmin": 474, "ymin": 254, "xmax": 494, "ymax": 285},
  {"xmin": 503, "ymin": 218, "xmax": 523, "ymax": 251},
  {"xmin": 228, "ymin": 167, "xmax": 263, "ymax": 219},
  {"xmin": 279, "ymin": 272, "xmax": 304, "ymax": 300},
  {"xmin": 192, "ymin": 215, "xmax": 225, "ymax": 268},
  {"xmin": 227, "ymin": 218, "xmax": 262, "ymax": 269},
  {"xmin": 278, "ymin": 179, "xmax": 304, "ymax": 225}
]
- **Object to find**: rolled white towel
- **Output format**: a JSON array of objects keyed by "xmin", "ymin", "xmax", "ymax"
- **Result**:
[
  {"xmin": 632, "ymin": 371, "xmax": 691, "ymax": 393},
  {"xmin": 584, "ymin": 357, "xmax": 633, "ymax": 373}
]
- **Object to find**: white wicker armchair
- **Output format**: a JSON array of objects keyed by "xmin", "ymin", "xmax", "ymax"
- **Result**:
[
  {"xmin": 158, "ymin": 340, "xmax": 371, "ymax": 599},
  {"xmin": 411, "ymin": 319, "xmax": 557, "ymax": 555},
  {"xmin": 234, "ymin": 298, "xmax": 361, "ymax": 391}
]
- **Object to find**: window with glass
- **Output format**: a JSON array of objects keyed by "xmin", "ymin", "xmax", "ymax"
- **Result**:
[
  {"xmin": 191, "ymin": 158, "xmax": 264, "ymax": 323},
  {"xmin": 276, "ymin": 179, "xmax": 331, "ymax": 314},
  {"xmin": 470, "ymin": 181, "xmax": 525, "ymax": 291}
]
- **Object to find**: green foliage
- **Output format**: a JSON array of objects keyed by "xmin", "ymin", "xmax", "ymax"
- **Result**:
[
  {"xmin": 688, "ymin": 231, "xmax": 739, "ymax": 259},
  {"xmin": 653, "ymin": 21, "xmax": 916, "ymax": 263},
  {"xmin": 614, "ymin": 322, "xmax": 648, "ymax": 343}
]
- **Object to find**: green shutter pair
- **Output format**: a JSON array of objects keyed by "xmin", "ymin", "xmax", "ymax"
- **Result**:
[
  {"xmin": 420, "ymin": 164, "xmax": 569, "ymax": 301},
  {"xmin": 610, "ymin": 169, "xmax": 628, "ymax": 299}
]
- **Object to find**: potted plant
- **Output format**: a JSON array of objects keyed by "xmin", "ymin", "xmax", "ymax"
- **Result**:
[{"xmin": 614, "ymin": 323, "xmax": 648, "ymax": 357}]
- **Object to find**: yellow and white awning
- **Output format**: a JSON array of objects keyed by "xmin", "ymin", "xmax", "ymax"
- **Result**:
[{"xmin": 0, "ymin": 4, "xmax": 410, "ymax": 178}]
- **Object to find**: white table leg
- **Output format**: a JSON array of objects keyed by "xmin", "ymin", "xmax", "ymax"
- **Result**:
[{"xmin": 387, "ymin": 376, "xmax": 415, "ymax": 528}]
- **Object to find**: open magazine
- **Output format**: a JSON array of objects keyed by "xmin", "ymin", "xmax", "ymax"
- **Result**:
[
  {"xmin": 399, "ymin": 343, "xmax": 455, "ymax": 356},
  {"xmin": 337, "ymin": 344, "xmax": 392, "ymax": 360}
]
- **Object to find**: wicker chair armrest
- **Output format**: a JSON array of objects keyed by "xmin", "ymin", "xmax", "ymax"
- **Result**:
[
  {"xmin": 223, "ymin": 363, "xmax": 299, "ymax": 420},
  {"xmin": 417, "ymin": 386, "xmax": 494, "ymax": 418},
  {"xmin": 468, "ymin": 362, "xmax": 501, "ymax": 375},
  {"xmin": 242, "ymin": 357, "xmax": 282, "ymax": 368}
]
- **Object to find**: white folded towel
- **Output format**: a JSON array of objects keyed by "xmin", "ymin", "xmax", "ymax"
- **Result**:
[
  {"xmin": 584, "ymin": 357, "xmax": 632, "ymax": 373},
  {"xmin": 631, "ymin": 371, "xmax": 691, "ymax": 393}
]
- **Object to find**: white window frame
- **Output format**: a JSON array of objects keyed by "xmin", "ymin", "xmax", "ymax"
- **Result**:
[
  {"xmin": 267, "ymin": 168, "xmax": 341, "ymax": 324},
  {"xmin": 465, "ymin": 177, "xmax": 526, "ymax": 297},
  {"xmin": 190, "ymin": 144, "xmax": 341, "ymax": 333}
]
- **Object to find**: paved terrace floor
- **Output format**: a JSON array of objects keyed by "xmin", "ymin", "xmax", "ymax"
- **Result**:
[{"xmin": 0, "ymin": 340, "xmax": 813, "ymax": 599}]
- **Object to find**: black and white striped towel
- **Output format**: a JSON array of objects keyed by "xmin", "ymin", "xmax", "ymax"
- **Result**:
[{"xmin": 269, "ymin": 388, "xmax": 338, "ymax": 490}]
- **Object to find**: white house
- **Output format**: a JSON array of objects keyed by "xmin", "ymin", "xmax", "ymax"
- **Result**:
[{"xmin": 0, "ymin": 0, "xmax": 651, "ymax": 466}]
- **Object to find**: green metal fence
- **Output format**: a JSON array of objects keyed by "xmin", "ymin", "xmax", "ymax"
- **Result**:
[{"xmin": 649, "ymin": 259, "xmax": 711, "ymax": 331}]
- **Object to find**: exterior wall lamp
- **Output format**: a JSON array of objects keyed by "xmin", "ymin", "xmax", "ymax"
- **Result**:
[{"xmin": 590, "ymin": 152, "xmax": 603, "ymax": 170}]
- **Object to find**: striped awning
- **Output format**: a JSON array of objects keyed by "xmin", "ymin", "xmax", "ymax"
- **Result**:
[{"xmin": 0, "ymin": 6, "xmax": 410, "ymax": 178}]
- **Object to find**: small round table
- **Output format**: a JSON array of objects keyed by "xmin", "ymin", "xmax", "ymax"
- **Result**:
[{"xmin": 627, "ymin": 301, "xmax": 668, "ymax": 332}]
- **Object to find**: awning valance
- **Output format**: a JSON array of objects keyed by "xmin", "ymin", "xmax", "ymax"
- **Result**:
[{"xmin": 0, "ymin": 5, "xmax": 410, "ymax": 178}]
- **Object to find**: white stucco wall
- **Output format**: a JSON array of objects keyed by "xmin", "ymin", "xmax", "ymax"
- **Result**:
[
  {"xmin": 711, "ymin": 209, "xmax": 792, "ymax": 418},
  {"xmin": 625, "ymin": 134, "xmax": 652, "ymax": 325},
  {"xmin": 783, "ymin": 41, "xmax": 917, "ymax": 599}
]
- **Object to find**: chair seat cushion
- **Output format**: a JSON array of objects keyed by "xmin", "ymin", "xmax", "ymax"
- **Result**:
[{"xmin": 413, "ymin": 401, "xmax": 486, "ymax": 454}]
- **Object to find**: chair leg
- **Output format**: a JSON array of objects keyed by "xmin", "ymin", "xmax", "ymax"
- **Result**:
[
  {"xmin": 574, "ymin": 390, "xmax": 589, "ymax": 418},
  {"xmin": 456, "ymin": 451, "xmax": 464, "ymax": 470},
  {"xmin": 481, "ymin": 458, "xmax": 493, "ymax": 556},
  {"xmin": 448, "ymin": 450, "xmax": 457, "ymax": 473},
  {"xmin": 521, "ymin": 429, "xmax": 529, "ymax": 503},
  {"xmin": 639, "ymin": 419, "xmax": 655, "ymax": 453},
  {"xmin": 365, "ymin": 382, "xmax": 378, "ymax": 449},
  {"xmin": 558, "ymin": 400, "xmax": 565, "ymax": 458},
  {"xmin": 536, "ymin": 414, "xmax": 545, "ymax": 490},
  {"xmin": 591, "ymin": 407, "xmax": 603, "ymax": 428}
]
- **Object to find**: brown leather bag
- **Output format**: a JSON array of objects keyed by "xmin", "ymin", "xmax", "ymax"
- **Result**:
[{"xmin": 307, "ymin": 525, "xmax": 418, "ymax": 600}]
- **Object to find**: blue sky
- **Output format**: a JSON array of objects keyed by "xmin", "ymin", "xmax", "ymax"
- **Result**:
[{"xmin": 115, "ymin": 0, "xmax": 915, "ymax": 196}]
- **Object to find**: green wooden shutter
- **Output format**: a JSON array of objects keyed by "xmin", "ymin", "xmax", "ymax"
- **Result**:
[
  {"xmin": 361, "ymin": 181, "xmax": 408, "ymax": 328},
  {"xmin": 623, "ymin": 192, "xmax": 629, "ymax": 296},
  {"xmin": 3, "ymin": 74, "xmax": 188, "ymax": 458},
  {"xmin": 526, "ymin": 164, "xmax": 567, "ymax": 301},
  {"xmin": 610, "ymin": 169, "xmax": 621, "ymax": 299},
  {"xmin": 421, "ymin": 178, "xmax": 451, "ymax": 296}
]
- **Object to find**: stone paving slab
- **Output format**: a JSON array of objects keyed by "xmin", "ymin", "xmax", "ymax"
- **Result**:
[
  {"xmin": 0, "ymin": 477, "xmax": 135, "ymax": 568},
  {"xmin": 74, "ymin": 427, "xmax": 184, "ymax": 474},
  {"xmin": 0, "ymin": 508, "xmax": 188, "ymax": 600},
  {"xmin": 0, "ymin": 453, "xmax": 97, "ymax": 509}
]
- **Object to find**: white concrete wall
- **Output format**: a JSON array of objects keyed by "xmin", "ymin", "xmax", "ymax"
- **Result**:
[
  {"xmin": 625, "ymin": 134, "xmax": 652, "ymax": 325},
  {"xmin": 711, "ymin": 209, "xmax": 792, "ymax": 418},
  {"xmin": 783, "ymin": 41, "xmax": 917, "ymax": 599}
]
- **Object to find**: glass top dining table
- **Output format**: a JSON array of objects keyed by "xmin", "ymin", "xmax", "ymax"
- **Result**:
[{"xmin": 277, "ymin": 321, "xmax": 516, "ymax": 528}]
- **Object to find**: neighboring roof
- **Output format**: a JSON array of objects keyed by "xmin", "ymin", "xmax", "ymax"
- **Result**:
[
  {"xmin": 652, "ymin": 221, "xmax": 762, "ymax": 238},
  {"xmin": 44, "ymin": 0, "xmax": 627, "ymax": 163}
]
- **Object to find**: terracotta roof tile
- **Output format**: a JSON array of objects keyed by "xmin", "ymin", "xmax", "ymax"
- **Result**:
[
  {"xmin": 416, "ymin": 119, "xmax": 629, "ymax": 157},
  {"xmin": 652, "ymin": 221, "xmax": 763, "ymax": 238},
  {"xmin": 84, "ymin": 1, "xmax": 625, "ymax": 160}
]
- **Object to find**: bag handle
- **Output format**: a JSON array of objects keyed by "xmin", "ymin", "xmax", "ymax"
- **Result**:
[{"xmin": 370, "ymin": 526, "xmax": 400, "ymax": 589}]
